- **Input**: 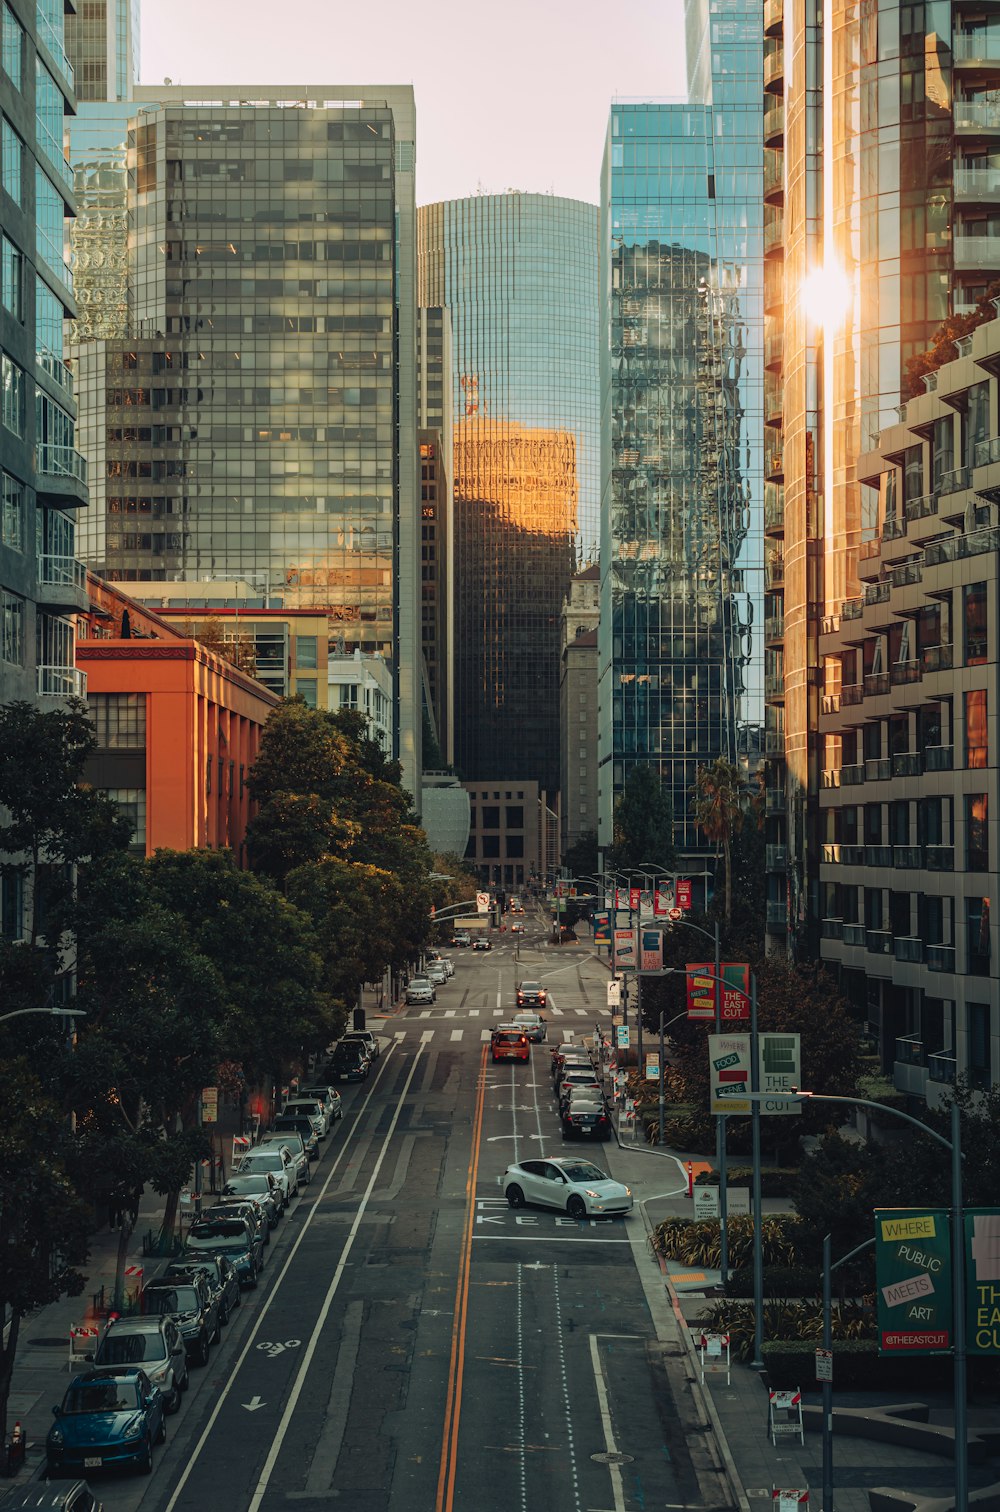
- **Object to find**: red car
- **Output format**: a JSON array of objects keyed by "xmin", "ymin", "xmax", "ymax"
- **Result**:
[{"xmin": 491, "ymin": 1027, "xmax": 530, "ymax": 1063}]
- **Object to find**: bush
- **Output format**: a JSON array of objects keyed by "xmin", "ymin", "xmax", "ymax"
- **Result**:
[
  {"xmin": 724, "ymin": 1266, "xmax": 821, "ymax": 1299},
  {"xmin": 651, "ymin": 1214, "xmax": 802, "ymax": 1270},
  {"xmin": 695, "ymin": 1297, "xmax": 875, "ymax": 1362},
  {"xmin": 695, "ymin": 1166, "xmax": 800, "ymax": 1198}
]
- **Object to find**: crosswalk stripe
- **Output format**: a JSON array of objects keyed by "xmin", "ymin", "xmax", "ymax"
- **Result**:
[
  {"xmin": 419, "ymin": 1010, "xmax": 432, "ymax": 1019},
  {"xmin": 549, "ymin": 1006, "xmax": 563, "ymax": 1016},
  {"xmin": 444, "ymin": 1010, "xmax": 456, "ymax": 1019},
  {"xmin": 493, "ymin": 1008, "xmax": 503, "ymax": 1017},
  {"xmin": 469, "ymin": 1008, "xmax": 480, "ymax": 1017},
  {"xmin": 450, "ymin": 1029, "xmax": 463, "ymax": 1042},
  {"xmin": 480, "ymin": 1029, "xmax": 491, "ymax": 1042}
]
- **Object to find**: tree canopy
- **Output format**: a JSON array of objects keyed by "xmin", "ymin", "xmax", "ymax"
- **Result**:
[{"xmin": 607, "ymin": 766, "xmax": 675, "ymax": 873}]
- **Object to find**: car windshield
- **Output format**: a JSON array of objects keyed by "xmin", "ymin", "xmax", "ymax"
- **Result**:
[
  {"xmin": 64, "ymin": 1381, "xmax": 141, "ymax": 1414},
  {"xmin": 189, "ymin": 1219, "xmax": 247, "ymax": 1242},
  {"xmin": 143, "ymin": 1286, "xmax": 199, "ymax": 1315},
  {"xmin": 98, "ymin": 1333, "xmax": 166, "ymax": 1366},
  {"xmin": 520, "ymin": 983, "xmax": 542, "ymax": 993},
  {"xmin": 239, "ymin": 1153, "xmax": 283, "ymax": 1173},
  {"xmin": 559, "ymin": 1162, "xmax": 607, "ymax": 1183},
  {"xmin": 494, "ymin": 1033, "xmax": 525, "ymax": 1045},
  {"xmin": 284, "ymin": 1102, "xmax": 319, "ymax": 1114},
  {"xmin": 226, "ymin": 1178, "xmax": 269, "ymax": 1196},
  {"xmin": 274, "ymin": 1119, "xmax": 310, "ymax": 1134}
]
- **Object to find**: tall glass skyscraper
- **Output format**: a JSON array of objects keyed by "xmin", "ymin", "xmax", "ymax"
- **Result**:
[
  {"xmin": 417, "ymin": 194, "xmax": 600, "ymax": 795},
  {"xmin": 65, "ymin": 0, "xmax": 138, "ymax": 103},
  {"xmin": 598, "ymin": 0, "xmax": 764, "ymax": 872}
]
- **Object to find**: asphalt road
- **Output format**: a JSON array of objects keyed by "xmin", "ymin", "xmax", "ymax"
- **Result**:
[{"xmin": 89, "ymin": 910, "xmax": 719, "ymax": 1512}]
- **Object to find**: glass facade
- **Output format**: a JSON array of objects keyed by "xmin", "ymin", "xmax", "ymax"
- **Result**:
[
  {"xmin": 65, "ymin": 0, "xmax": 139, "ymax": 104},
  {"xmin": 417, "ymin": 194, "xmax": 600, "ymax": 794},
  {"xmin": 598, "ymin": 0, "xmax": 764, "ymax": 864}
]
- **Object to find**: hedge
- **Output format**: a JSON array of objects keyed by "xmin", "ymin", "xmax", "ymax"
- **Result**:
[
  {"xmin": 725, "ymin": 1266, "xmax": 821, "ymax": 1299},
  {"xmin": 694, "ymin": 1166, "xmax": 800, "ymax": 1198}
]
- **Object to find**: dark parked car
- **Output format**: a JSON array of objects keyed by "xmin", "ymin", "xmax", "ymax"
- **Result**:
[
  {"xmin": 46, "ymin": 1368, "xmax": 165, "ymax": 1478},
  {"xmin": 91, "ymin": 1318, "xmax": 188, "ymax": 1415},
  {"xmin": 183, "ymin": 1214, "xmax": 264, "ymax": 1288},
  {"xmin": 208, "ymin": 1198, "xmax": 270, "ymax": 1250},
  {"xmin": 140, "ymin": 1274, "xmax": 220, "ymax": 1367},
  {"xmin": 561, "ymin": 1097, "xmax": 612, "ymax": 1141},
  {"xmin": 342, "ymin": 1029, "xmax": 379, "ymax": 1060},
  {"xmin": 0, "ymin": 1483, "xmax": 104, "ymax": 1511},
  {"xmin": 162, "ymin": 1255, "xmax": 240, "ymax": 1325},
  {"xmin": 325, "ymin": 1042, "xmax": 370, "ymax": 1082},
  {"xmin": 271, "ymin": 1115, "xmax": 320, "ymax": 1161}
]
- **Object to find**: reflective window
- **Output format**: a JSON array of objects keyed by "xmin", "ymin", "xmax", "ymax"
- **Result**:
[
  {"xmin": 2, "ymin": 3, "xmax": 22, "ymax": 89},
  {"xmin": 1, "ymin": 472, "xmax": 22, "ymax": 549},
  {"xmin": 1, "ymin": 235, "xmax": 21, "ymax": 318},
  {"xmin": 1, "ymin": 352, "xmax": 24, "ymax": 435},
  {"xmin": 1, "ymin": 587, "xmax": 23, "ymax": 663},
  {"xmin": 1, "ymin": 117, "xmax": 22, "ymax": 204}
]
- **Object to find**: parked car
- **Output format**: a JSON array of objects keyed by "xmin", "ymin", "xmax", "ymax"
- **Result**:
[
  {"xmin": 259, "ymin": 1130, "xmax": 311, "ymax": 1187},
  {"xmin": 0, "ymin": 1482, "xmax": 104, "ymax": 1511},
  {"xmin": 499, "ymin": 1156, "xmax": 632, "ymax": 1218},
  {"xmin": 512, "ymin": 1010, "xmax": 546, "ymax": 1042},
  {"xmin": 271, "ymin": 1115, "xmax": 320, "ymax": 1162},
  {"xmin": 297, "ymin": 1083, "xmax": 343, "ymax": 1122},
  {"xmin": 472, "ymin": 937, "xmax": 493, "ymax": 952},
  {"xmin": 551, "ymin": 1048, "xmax": 593, "ymax": 1084},
  {"xmin": 220, "ymin": 1171, "xmax": 284, "ymax": 1224},
  {"xmin": 557, "ymin": 1071, "xmax": 605, "ymax": 1114},
  {"xmin": 561, "ymin": 1096, "xmax": 613, "ymax": 1141},
  {"xmin": 341, "ymin": 1030, "xmax": 379, "ymax": 1060},
  {"xmin": 235, "ymin": 1144, "xmax": 298, "ymax": 1202},
  {"xmin": 91, "ymin": 1317, "xmax": 188, "ymax": 1415},
  {"xmin": 139, "ymin": 1274, "xmax": 220, "ymax": 1367},
  {"xmin": 491, "ymin": 1026, "xmax": 530, "ymax": 1063},
  {"xmin": 280, "ymin": 1096, "xmax": 328, "ymax": 1138},
  {"xmin": 326, "ymin": 1041, "xmax": 371, "ymax": 1082},
  {"xmin": 183, "ymin": 1213, "xmax": 264, "ymax": 1289},
  {"xmin": 46, "ymin": 1368, "xmax": 166, "ymax": 1478},
  {"xmin": 162, "ymin": 1255, "xmax": 240, "ymax": 1324},
  {"xmin": 516, "ymin": 981, "xmax": 547, "ymax": 1010},
  {"xmin": 405, "ymin": 978, "xmax": 435, "ymax": 1006},
  {"xmin": 208, "ymin": 1196, "xmax": 272, "ymax": 1249},
  {"xmin": 425, "ymin": 962, "xmax": 448, "ymax": 987}
]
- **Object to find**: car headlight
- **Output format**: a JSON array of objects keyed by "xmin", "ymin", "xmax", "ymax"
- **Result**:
[
  {"xmin": 125, "ymin": 1426, "xmax": 145, "ymax": 1442},
  {"xmin": 624, "ymin": 1187, "xmax": 632, "ymax": 1196},
  {"xmin": 584, "ymin": 1189, "xmax": 601, "ymax": 1198},
  {"xmin": 50, "ymin": 1426, "xmax": 64, "ymax": 1446}
]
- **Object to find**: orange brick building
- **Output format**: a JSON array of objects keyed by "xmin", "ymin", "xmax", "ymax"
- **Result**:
[{"xmin": 77, "ymin": 577, "xmax": 279, "ymax": 859}]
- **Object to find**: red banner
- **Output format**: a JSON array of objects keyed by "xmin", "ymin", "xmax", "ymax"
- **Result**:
[
  {"xmin": 654, "ymin": 888, "xmax": 670, "ymax": 916},
  {"xmin": 676, "ymin": 878, "xmax": 692, "ymax": 910},
  {"xmin": 629, "ymin": 886, "xmax": 641, "ymax": 911}
]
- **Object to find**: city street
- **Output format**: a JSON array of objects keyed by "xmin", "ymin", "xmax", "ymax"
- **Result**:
[{"xmin": 52, "ymin": 911, "xmax": 718, "ymax": 1512}]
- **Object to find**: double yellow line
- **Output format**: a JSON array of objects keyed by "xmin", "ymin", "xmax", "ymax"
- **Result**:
[{"xmin": 435, "ymin": 1043, "xmax": 488, "ymax": 1512}]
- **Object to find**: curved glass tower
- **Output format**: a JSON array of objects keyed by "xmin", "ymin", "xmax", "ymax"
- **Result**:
[{"xmin": 417, "ymin": 194, "xmax": 600, "ymax": 795}]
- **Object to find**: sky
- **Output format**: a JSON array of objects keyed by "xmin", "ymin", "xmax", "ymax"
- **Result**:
[{"xmin": 140, "ymin": 0, "xmax": 687, "ymax": 208}]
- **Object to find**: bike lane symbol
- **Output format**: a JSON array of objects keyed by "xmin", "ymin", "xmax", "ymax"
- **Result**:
[{"xmin": 255, "ymin": 1338, "xmax": 301, "ymax": 1358}]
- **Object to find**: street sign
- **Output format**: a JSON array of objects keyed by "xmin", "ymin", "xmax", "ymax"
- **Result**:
[
  {"xmin": 875, "ymin": 1208, "xmax": 951, "ymax": 1353},
  {"xmin": 728, "ymin": 1187, "xmax": 751, "ymax": 1215},
  {"xmin": 201, "ymin": 1087, "xmax": 218, "ymax": 1124},
  {"xmin": 613, "ymin": 927, "xmax": 637, "ymax": 971},
  {"xmin": 814, "ymin": 1348, "xmax": 833, "ymax": 1382},
  {"xmin": 768, "ymin": 1389, "xmax": 804, "ymax": 1445},
  {"xmin": 668, "ymin": 906, "xmax": 683, "ymax": 921},
  {"xmin": 759, "ymin": 1033, "xmax": 801, "ymax": 1114},
  {"xmin": 607, "ymin": 979, "xmax": 621, "ymax": 1008},
  {"xmin": 693, "ymin": 1184, "xmax": 720, "ymax": 1220},
  {"xmin": 615, "ymin": 1025, "xmax": 630, "ymax": 1049},
  {"xmin": 645, "ymin": 1054, "xmax": 660, "ymax": 1080},
  {"xmin": 476, "ymin": 892, "xmax": 490, "ymax": 915},
  {"xmin": 708, "ymin": 1034, "xmax": 751, "ymax": 1114},
  {"xmin": 640, "ymin": 927, "xmax": 663, "ymax": 972},
  {"xmin": 611, "ymin": 1012, "xmax": 623, "ymax": 1026}
]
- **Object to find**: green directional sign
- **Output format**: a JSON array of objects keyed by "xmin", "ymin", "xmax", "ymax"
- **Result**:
[{"xmin": 875, "ymin": 1208, "xmax": 951, "ymax": 1354}]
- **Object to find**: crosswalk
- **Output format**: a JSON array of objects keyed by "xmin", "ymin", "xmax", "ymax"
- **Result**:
[
  {"xmin": 410, "ymin": 1007, "xmax": 592, "ymax": 1019},
  {"xmin": 391, "ymin": 1027, "xmax": 581, "ymax": 1044}
]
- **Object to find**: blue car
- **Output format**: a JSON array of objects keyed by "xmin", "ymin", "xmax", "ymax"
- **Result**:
[{"xmin": 46, "ymin": 1367, "xmax": 166, "ymax": 1477}]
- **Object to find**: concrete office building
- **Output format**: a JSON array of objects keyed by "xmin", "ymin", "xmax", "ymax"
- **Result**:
[
  {"xmin": 463, "ymin": 779, "xmax": 557, "ymax": 889},
  {"xmin": 0, "ymin": 0, "xmax": 89, "ymax": 735},
  {"xmin": 817, "ymin": 315, "xmax": 999, "ymax": 1106},
  {"xmin": 560, "ymin": 563, "xmax": 599, "ymax": 857},
  {"xmin": 598, "ymin": 0, "xmax": 764, "ymax": 894},
  {"xmin": 68, "ymin": 84, "xmax": 422, "ymax": 798},
  {"xmin": 418, "ymin": 194, "xmax": 600, "ymax": 797}
]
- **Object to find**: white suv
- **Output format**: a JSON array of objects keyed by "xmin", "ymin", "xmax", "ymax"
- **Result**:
[{"xmin": 236, "ymin": 1145, "xmax": 298, "ymax": 1203}]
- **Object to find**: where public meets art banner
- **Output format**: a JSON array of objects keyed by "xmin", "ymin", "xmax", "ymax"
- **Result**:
[{"xmin": 874, "ymin": 1206, "xmax": 1000, "ymax": 1354}]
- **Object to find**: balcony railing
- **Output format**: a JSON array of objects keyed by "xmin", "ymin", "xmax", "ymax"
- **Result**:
[
  {"xmin": 924, "ymin": 744, "xmax": 954, "ymax": 771},
  {"xmin": 821, "ymin": 843, "xmax": 841, "ymax": 864},
  {"xmin": 974, "ymin": 435, "xmax": 1000, "ymax": 466},
  {"xmin": 883, "ymin": 516, "xmax": 907, "ymax": 541},
  {"xmin": 766, "ymin": 899, "xmax": 787, "ymax": 928},
  {"xmin": 841, "ymin": 597, "xmax": 864, "ymax": 620},
  {"xmin": 766, "ymin": 843, "xmax": 787, "ymax": 871},
  {"xmin": 896, "ymin": 1035, "xmax": 925, "ymax": 1067},
  {"xmin": 764, "ymin": 97, "xmax": 785, "ymax": 145},
  {"xmin": 894, "ymin": 936, "xmax": 924, "ymax": 963},
  {"xmin": 764, "ymin": 147, "xmax": 784, "ymax": 198},
  {"xmin": 821, "ymin": 919, "xmax": 844, "ymax": 940},
  {"xmin": 866, "ymin": 929, "xmax": 893, "ymax": 954},
  {"xmin": 890, "ymin": 658, "xmax": 922, "ymax": 685},
  {"xmin": 765, "ymin": 449, "xmax": 785, "ymax": 483},
  {"xmin": 843, "ymin": 923, "xmax": 866, "ymax": 946},
  {"xmin": 892, "ymin": 751, "xmax": 922, "ymax": 777},
  {"xmin": 893, "ymin": 845, "xmax": 923, "ymax": 868},
  {"xmin": 765, "ymin": 786, "xmax": 784, "ymax": 814},
  {"xmin": 955, "ymin": 166, "xmax": 1000, "ymax": 197},
  {"xmin": 955, "ymin": 98, "xmax": 1000, "ymax": 130},
  {"xmin": 863, "ymin": 673, "xmax": 890, "ymax": 698},
  {"xmin": 954, "ymin": 33, "xmax": 1000, "ymax": 62},
  {"xmin": 925, "ymin": 525, "xmax": 1000, "ymax": 566},
  {"xmin": 36, "ymin": 444, "xmax": 88, "ymax": 483},
  {"xmin": 820, "ymin": 693, "xmax": 839, "ymax": 716},
  {"xmin": 38, "ymin": 554, "xmax": 86, "ymax": 591},
  {"xmin": 764, "ymin": 0, "xmax": 783, "ymax": 33},
  {"xmin": 37, "ymin": 665, "xmax": 86, "ymax": 698},
  {"xmin": 765, "ymin": 550, "xmax": 785, "ymax": 587},
  {"xmin": 927, "ymin": 1051, "xmax": 957, "ymax": 1084},
  {"xmin": 765, "ymin": 614, "xmax": 785, "ymax": 643},
  {"xmin": 765, "ymin": 331, "xmax": 784, "ymax": 370},
  {"xmin": 841, "ymin": 684, "xmax": 864, "ymax": 706},
  {"xmin": 841, "ymin": 844, "xmax": 865, "ymax": 866},
  {"xmin": 939, "ymin": 463, "xmax": 972, "ymax": 494},
  {"xmin": 864, "ymin": 581, "xmax": 890, "ymax": 606},
  {"xmin": 904, "ymin": 492, "xmax": 938, "ymax": 522},
  {"xmin": 37, "ymin": 346, "xmax": 74, "ymax": 400},
  {"xmin": 764, "ymin": 730, "xmax": 785, "ymax": 755},
  {"xmin": 926, "ymin": 944, "xmax": 956, "ymax": 973},
  {"xmin": 924, "ymin": 844, "xmax": 954, "ymax": 871},
  {"xmin": 865, "ymin": 757, "xmax": 892, "ymax": 781},
  {"xmin": 954, "ymin": 232, "xmax": 1000, "ymax": 269},
  {"xmin": 821, "ymin": 767, "xmax": 841, "ymax": 789},
  {"xmin": 764, "ymin": 485, "xmax": 785, "ymax": 533},
  {"xmin": 840, "ymin": 763, "xmax": 865, "ymax": 785},
  {"xmin": 921, "ymin": 643, "xmax": 953, "ymax": 673},
  {"xmin": 888, "ymin": 561, "xmax": 922, "ymax": 589},
  {"xmin": 36, "ymin": 7, "xmax": 75, "ymax": 89},
  {"xmin": 865, "ymin": 844, "xmax": 893, "ymax": 868},
  {"xmin": 36, "ymin": 119, "xmax": 74, "ymax": 197}
]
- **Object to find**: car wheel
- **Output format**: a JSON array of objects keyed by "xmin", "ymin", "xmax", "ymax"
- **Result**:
[
  {"xmin": 166, "ymin": 1379, "xmax": 181, "ymax": 1415},
  {"xmin": 211, "ymin": 1312, "xmax": 222, "ymax": 1343},
  {"xmin": 194, "ymin": 1334, "xmax": 210, "ymax": 1368},
  {"xmin": 156, "ymin": 1413, "xmax": 167, "ymax": 1445},
  {"xmin": 137, "ymin": 1434, "xmax": 153, "ymax": 1474},
  {"xmin": 505, "ymin": 1184, "xmax": 525, "ymax": 1209},
  {"xmin": 249, "ymin": 1263, "xmax": 259, "ymax": 1289},
  {"xmin": 178, "ymin": 1365, "xmax": 190, "ymax": 1393},
  {"xmin": 219, "ymin": 1299, "xmax": 230, "ymax": 1325},
  {"xmin": 567, "ymin": 1195, "xmax": 587, "ymax": 1220}
]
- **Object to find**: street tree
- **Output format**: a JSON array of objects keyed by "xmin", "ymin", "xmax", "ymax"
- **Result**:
[
  {"xmin": 691, "ymin": 757, "xmax": 750, "ymax": 925},
  {"xmin": 563, "ymin": 829, "xmax": 599, "ymax": 881},
  {"xmin": 0, "ymin": 1062, "xmax": 90, "ymax": 1447},
  {"xmin": 607, "ymin": 766, "xmax": 675, "ymax": 874},
  {"xmin": 286, "ymin": 857, "xmax": 410, "ymax": 1008}
]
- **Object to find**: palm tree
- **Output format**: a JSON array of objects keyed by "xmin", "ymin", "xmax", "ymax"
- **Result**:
[{"xmin": 691, "ymin": 757, "xmax": 748, "ymax": 924}]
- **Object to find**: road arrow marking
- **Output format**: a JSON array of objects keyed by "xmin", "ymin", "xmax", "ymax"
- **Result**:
[{"xmin": 243, "ymin": 1396, "xmax": 266, "ymax": 1412}]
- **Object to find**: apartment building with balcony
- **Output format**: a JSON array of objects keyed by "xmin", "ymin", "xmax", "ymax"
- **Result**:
[
  {"xmin": 0, "ymin": 0, "xmax": 89, "ymax": 731},
  {"xmin": 817, "ymin": 315, "xmax": 1000, "ymax": 1108}
]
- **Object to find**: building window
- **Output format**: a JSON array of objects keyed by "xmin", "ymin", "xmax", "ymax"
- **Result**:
[
  {"xmin": 964, "ymin": 582, "xmax": 987, "ymax": 666},
  {"xmin": 482, "ymin": 835, "xmax": 500, "ymax": 858},
  {"xmin": 1, "ymin": 588, "xmax": 23, "ymax": 663},
  {"xmin": 965, "ymin": 689, "xmax": 988, "ymax": 769},
  {"xmin": 88, "ymin": 692, "xmax": 146, "ymax": 748},
  {"xmin": 338, "ymin": 684, "xmax": 359, "ymax": 708},
  {"xmin": 482, "ymin": 806, "xmax": 500, "ymax": 830},
  {"xmin": 2, "ymin": 117, "xmax": 22, "ymax": 204},
  {"xmin": 1, "ymin": 351, "xmax": 23, "ymax": 435},
  {"xmin": 0, "ymin": 868, "xmax": 23, "ymax": 939},
  {"xmin": 507, "ymin": 835, "xmax": 524, "ymax": 858},
  {"xmin": 34, "ymin": 166, "xmax": 66, "ymax": 279},
  {"xmin": 505, "ymin": 806, "xmax": 524, "ymax": 830},
  {"xmin": 966, "ymin": 896, "xmax": 991, "ymax": 977},
  {"xmin": 297, "ymin": 677, "xmax": 317, "ymax": 708},
  {"xmin": 2, "ymin": 4, "xmax": 22, "ymax": 90},
  {"xmin": 966, "ymin": 794, "xmax": 989, "ymax": 872},
  {"xmin": 104, "ymin": 788, "xmax": 146, "ymax": 852},
  {"xmin": 1, "ymin": 472, "xmax": 22, "ymax": 549},
  {"xmin": 1, "ymin": 235, "xmax": 22, "ymax": 319},
  {"xmin": 296, "ymin": 634, "xmax": 317, "ymax": 669}
]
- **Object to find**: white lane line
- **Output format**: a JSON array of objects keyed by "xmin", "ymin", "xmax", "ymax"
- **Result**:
[
  {"xmin": 516, "ymin": 1265, "xmax": 528, "ymax": 1512},
  {"xmin": 394, "ymin": 1030, "xmax": 405, "ymax": 1041},
  {"xmin": 162, "ymin": 1046, "xmax": 401, "ymax": 1512},
  {"xmin": 420, "ymin": 1029, "xmax": 434, "ymax": 1043},
  {"xmin": 450, "ymin": 1029, "xmax": 463, "ymax": 1042},
  {"xmin": 493, "ymin": 1008, "xmax": 504, "ymax": 1017},
  {"xmin": 589, "ymin": 1334, "xmax": 627, "ymax": 1512},
  {"xmin": 496, "ymin": 968, "xmax": 502, "ymax": 1009},
  {"xmin": 563, "ymin": 1031, "xmax": 575, "ymax": 1042},
  {"xmin": 480, "ymin": 1029, "xmax": 491, "ymax": 1042},
  {"xmin": 472, "ymin": 1234, "xmax": 633, "ymax": 1243},
  {"xmin": 247, "ymin": 1046, "xmax": 427, "ymax": 1512},
  {"xmin": 553, "ymin": 1268, "xmax": 583, "ymax": 1512}
]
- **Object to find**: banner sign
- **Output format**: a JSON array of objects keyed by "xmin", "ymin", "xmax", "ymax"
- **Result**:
[
  {"xmin": 759, "ymin": 1033, "xmax": 800, "ymax": 1114},
  {"xmin": 615, "ymin": 888, "xmax": 630, "ymax": 910},
  {"xmin": 613, "ymin": 927, "xmax": 637, "ymax": 971},
  {"xmin": 687, "ymin": 963, "xmax": 717, "ymax": 1020},
  {"xmin": 629, "ymin": 886, "xmax": 641, "ymax": 911},
  {"xmin": 676, "ymin": 878, "xmax": 693, "ymax": 909},
  {"xmin": 476, "ymin": 891, "xmax": 490, "ymax": 915},
  {"xmin": 966, "ymin": 1209, "xmax": 1000, "ymax": 1354},
  {"xmin": 708, "ymin": 1034, "xmax": 751, "ymax": 1114},
  {"xmin": 875, "ymin": 1208, "xmax": 951, "ymax": 1353},
  {"xmin": 654, "ymin": 886, "xmax": 673, "ymax": 916},
  {"xmin": 592, "ymin": 909, "xmax": 611, "ymax": 946},
  {"xmin": 719, "ymin": 962, "xmax": 751, "ymax": 1021},
  {"xmin": 640, "ymin": 927, "xmax": 663, "ymax": 972}
]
